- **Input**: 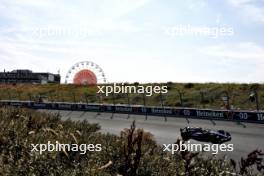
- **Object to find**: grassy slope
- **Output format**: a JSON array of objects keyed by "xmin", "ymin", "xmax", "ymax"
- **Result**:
[{"xmin": 0, "ymin": 83, "xmax": 263, "ymax": 110}]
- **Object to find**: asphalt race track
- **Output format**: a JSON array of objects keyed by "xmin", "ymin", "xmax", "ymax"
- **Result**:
[{"xmin": 41, "ymin": 110, "xmax": 264, "ymax": 160}]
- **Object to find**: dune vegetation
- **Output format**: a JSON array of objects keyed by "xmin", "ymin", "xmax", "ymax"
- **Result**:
[
  {"xmin": 0, "ymin": 82, "xmax": 263, "ymax": 110},
  {"xmin": 0, "ymin": 107, "xmax": 263, "ymax": 175}
]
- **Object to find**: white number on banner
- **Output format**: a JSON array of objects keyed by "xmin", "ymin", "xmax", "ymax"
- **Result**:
[{"xmin": 239, "ymin": 113, "xmax": 248, "ymax": 120}]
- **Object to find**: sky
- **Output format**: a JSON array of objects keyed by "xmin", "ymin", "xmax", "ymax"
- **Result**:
[{"xmin": 0, "ymin": 0, "xmax": 264, "ymax": 83}]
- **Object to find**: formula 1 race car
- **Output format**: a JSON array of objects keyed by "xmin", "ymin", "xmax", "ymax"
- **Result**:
[{"xmin": 180, "ymin": 127, "xmax": 231, "ymax": 144}]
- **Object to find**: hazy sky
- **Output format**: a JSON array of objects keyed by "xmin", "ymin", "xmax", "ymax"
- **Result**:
[{"xmin": 0, "ymin": 0, "xmax": 264, "ymax": 83}]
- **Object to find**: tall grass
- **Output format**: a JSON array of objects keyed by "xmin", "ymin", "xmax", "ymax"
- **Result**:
[
  {"xmin": 0, "ymin": 107, "xmax": 263, "ymax": 175},
  {"xmin": 0, "ymin": 83, "xmax": 263, "ymax": 110}
]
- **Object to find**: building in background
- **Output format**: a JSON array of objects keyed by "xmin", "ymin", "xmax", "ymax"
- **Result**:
[{"xmin": 0, "ymin": 69, "xmax": 60, "ymax": 84}]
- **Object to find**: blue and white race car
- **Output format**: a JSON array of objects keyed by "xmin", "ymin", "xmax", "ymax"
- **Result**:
[{"xmin": 180, "ymin": 127, "xmax": 232, "ymax": 144}]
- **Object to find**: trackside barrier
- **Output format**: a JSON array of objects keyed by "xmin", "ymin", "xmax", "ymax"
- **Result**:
[{"xmin": 0, "ymin": 100, "xmax": 263, "ymax": 124}]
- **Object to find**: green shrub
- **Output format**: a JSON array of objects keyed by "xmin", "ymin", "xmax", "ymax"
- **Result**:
[{"xmin": 0, "ymin": 107, "xmax": 263, "ymax": 175}]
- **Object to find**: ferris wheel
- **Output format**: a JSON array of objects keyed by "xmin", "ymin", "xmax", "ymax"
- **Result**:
[{"xmin": 65, "ymin": 61, "xmax": 107, "ymax": 85}]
